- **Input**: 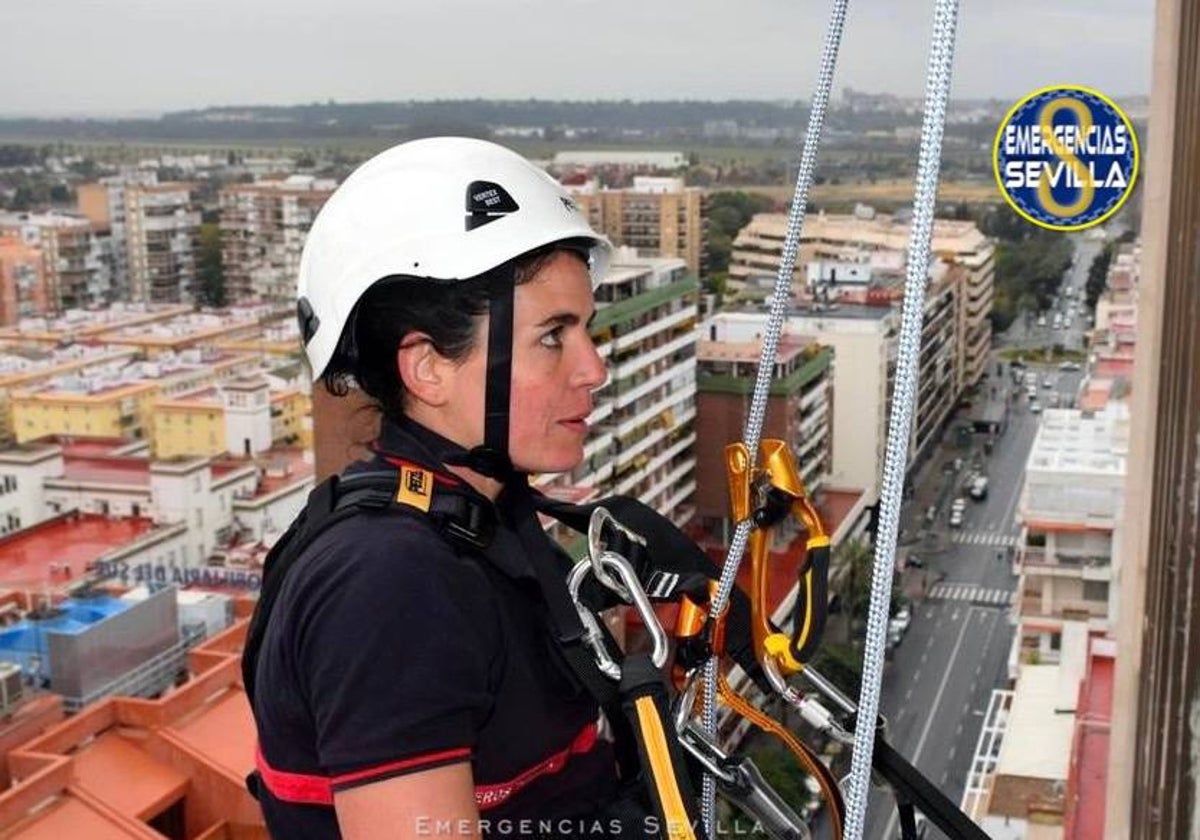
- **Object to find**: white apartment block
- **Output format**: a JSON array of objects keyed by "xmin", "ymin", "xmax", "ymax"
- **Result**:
[
  {"xmin": 731, "ymin": 210, "xmax": 995, "ymax": 388},
  {"xmin": 706, "ymin": 302, "xmax": 918, "ymax": 508},
  {"xmin": 123, "ymin": 183, "xmax": 201, "ymax": 304},
  {"xmin": 219, "ymin": 176, "xmax": 336, "ymax": 303},
  {"xmin": 1012, "ymin": 404, "xmax": 1129, "ymax": 672}
]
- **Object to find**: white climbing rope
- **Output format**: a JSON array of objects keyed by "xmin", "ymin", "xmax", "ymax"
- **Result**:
[
  {"xmin": 700, "ymin": 0, "xmax": 852, "ymax": 831},
  {"xmin": 840, "ymin": 1, "xmax": 961, "ymax": 838}
]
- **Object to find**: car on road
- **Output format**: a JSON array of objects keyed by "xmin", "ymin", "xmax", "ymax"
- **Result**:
[
  {"xmin": 1037, "ymin": 314, "xmax": 1046, "ymax": 327},
  {"xmin": 1042, "ymin": 375, "xmax": 1054, "ymax": 388},
  {"xmin": 906, "ymin": 555, "xmax": 926, "ymax": 569},
  {"xmin": 1059, "ymin": 360, "xmax": 1081, "ymax": 371},
  {"xmin": 949, "ymin": 507, "xmax": 965, "ymax": 528},
  {"xmin": 887, "ymin": 605, "xmax": 912, "ymax": 649},
  {"xmin": 969, "ymin": 476, "xmax": 989, "ymax": 500},
  {"xmin": 1030, "ymin": 400, "xmax": 1043, "ymax": 414}
]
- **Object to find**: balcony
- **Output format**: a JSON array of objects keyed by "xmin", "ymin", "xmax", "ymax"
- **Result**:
[
  {"xmin": 1017, "ymin": 590, "xmax": 1110, "ymax": 625},
  {"xmin": 1019, "ymin": 548, "xmax": 1111, "ymax": 579}
]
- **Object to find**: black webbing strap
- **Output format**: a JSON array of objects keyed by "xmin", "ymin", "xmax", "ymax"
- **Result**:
[
  {"xmin": 617, "ymin": 654, "xmax": 707, "ymax": 840},
  {"xmin": 873, "ymin": 737, "xmax": 991, "ymax": 840},
  {"xmin": 502, "ymin": 480, "xmax": 641, "ymax": 779}
]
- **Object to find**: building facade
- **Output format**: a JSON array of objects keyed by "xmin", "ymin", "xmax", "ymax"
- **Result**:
[
  {"xmin": 568, "ymin": 177, "xmax": 709, "ymax": 276},
  {"xmin": 219, "ymin": 177, "xmax": 336, "ymax": 302}
]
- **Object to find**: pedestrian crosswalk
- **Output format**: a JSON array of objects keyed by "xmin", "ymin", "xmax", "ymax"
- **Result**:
[
  {"xmin": 950, "ymin": 531, "xmax": 1020, "ymax": 548},
  {"xmin": 928, "ymin": 583, "xmax": 1014, "ymax": 605}
]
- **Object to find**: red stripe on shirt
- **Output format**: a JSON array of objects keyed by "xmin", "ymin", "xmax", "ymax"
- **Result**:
[
  {"xmin": 256, "ymin": 745, "xmax": 470, "ymax": 806},
  {"xmin": 256, "ymin": 723, "xmax": 598, "ymax": 809},
  {"xmin": 474, "ymin": 723, "xmax": 599, "ymax": 811}
]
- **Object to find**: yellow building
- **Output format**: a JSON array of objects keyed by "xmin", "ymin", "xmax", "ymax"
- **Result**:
[
  {"xmin": 152, "ymin": 388, "xmax": 226, "ymax": 459},
  {"xmin": 0, "ymin": 348, "xmax": 141, "ymax": 444},
  {"xmin": 12, "ymin": 381, "xmax": 157, "ymax": 442},
  {"xmin": 271, "ymin": 389, "xmax": 312, "ymax": 450}
]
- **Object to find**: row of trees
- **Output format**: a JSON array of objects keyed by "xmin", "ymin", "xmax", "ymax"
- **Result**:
[{"xmin": 978, "ymin": 205, "xmax": 1073, "ymax": 333}]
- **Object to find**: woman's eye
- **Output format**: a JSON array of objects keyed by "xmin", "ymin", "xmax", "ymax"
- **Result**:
[{"xmin": 540, "ymin": 327, "xmax": 565, "ymax": 348}]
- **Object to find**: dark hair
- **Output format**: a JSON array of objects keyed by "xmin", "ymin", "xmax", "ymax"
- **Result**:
[{"xmin": 322, "ymin": 242, "xmax": 590, "ymax": 423}]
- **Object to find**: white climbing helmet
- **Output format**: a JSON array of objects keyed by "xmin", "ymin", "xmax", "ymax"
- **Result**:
[{"xmin": 296, "ymin": 136, "xmax": 612, "ymax": 378}]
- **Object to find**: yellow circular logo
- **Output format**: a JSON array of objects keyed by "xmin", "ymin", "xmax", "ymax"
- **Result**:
[{"xmin": 992, "ymin": 85, "xmax": 1139, "ymax": 231}]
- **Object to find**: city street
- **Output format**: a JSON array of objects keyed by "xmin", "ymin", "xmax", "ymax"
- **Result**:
[{"xmin": 855, "ymin": 338, "xmax": 1086, "ymax": 837}]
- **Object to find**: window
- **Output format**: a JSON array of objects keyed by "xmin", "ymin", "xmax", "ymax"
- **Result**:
[
  {"xmin": 1083, "ymin": 581, "xmax": 1110, "ymax": 603},
  {"xmin": 1049, "ymin": 632, "xmax": 1062, "ymax": 652}
]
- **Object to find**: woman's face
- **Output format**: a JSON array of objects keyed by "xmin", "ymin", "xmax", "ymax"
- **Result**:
[{"xmin": 449, "ymin": 251, "xmax": 608, "ymax": 475}]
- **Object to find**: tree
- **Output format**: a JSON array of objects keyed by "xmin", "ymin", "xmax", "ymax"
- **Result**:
[
  {"xmin": 197, "ymin": 223, "xmax": 226, "ymax": 307},
  {"xmin": 706, "ymin": 191, "xmax": 776, "ymax": 276},
  {"xmin": 833, "ymin": 537, "xmax": 875, "ymax": 642},
  {"xmin": 1086, "ymin": 243, "xmax": 1114, "ymax": 310}
]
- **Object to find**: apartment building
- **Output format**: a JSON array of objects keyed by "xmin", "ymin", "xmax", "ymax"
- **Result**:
[
  {"xmin": 79, "ymin": 179, "xmax": 203, "ymax": 305},
  {"xmin": 219, "ymin": 176, "xmax": 336, "ymax": 302},
  {"xmin": 153, "ymin": 376, "xmax": 312, "ymax": 459},
  {"xmin": 731, "ymin": 210, "xmax": 994, "ymax": 388},
  {"xmin": 702, "ymin": 305, "xmax": 897, "ymax": 505},
  {"xmin": 693, "ymin": 334, "xmax": 835, "ymax": 540},
  {"xmin": 567, "ymin": 176, "xmax": 709, "ymax": 276},
  {"xmin": 963, "ymin": 627, "xmax": 1114, "ymax": 838},
  {"xmin": 125, "ymin": 182, "xmax": 201, "ymax": 303},
  {"xmin": 0, "ymin": 232, "xmax": 47, "ymax": 326},
  {"xmin": 0, "ymin": 212, "xmax": 113, "ymax": 311},
  {"xmin": 0, "ymin": 615, "xmax": 264, "ymax": 839},
  {"xmin": 1012, "ymin": 403, "xmax": 1128, "ymax": 668}
]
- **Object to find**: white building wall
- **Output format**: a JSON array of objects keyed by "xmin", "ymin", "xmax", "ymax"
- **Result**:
[
  {"xmin": 707, "ymin": 310, "xmax": 894, "ymax": 505},
  {"xmin": 0, "ymin": 447, "xmax": 65, "ymax": 532}
]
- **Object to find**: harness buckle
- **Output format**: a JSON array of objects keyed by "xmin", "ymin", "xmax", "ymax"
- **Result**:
[{"xmin": 567, "ymin": 548, "xmax": 669, "ymax": 681}]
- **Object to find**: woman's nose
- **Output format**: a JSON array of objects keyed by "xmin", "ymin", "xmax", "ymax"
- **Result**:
[{"xmin": 576, "ymin": 335, "xmax": 608, "ymax": 389}]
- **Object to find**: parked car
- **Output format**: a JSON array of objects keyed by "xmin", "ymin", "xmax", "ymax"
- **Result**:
[
  {"xmin": 1030, "ymin": 400, "xmax": 1043, "ymax": 414},
  {"xmin": 1059, "ymin": 360, "xmax": 1082, "ymax": 371},
  {"xmin": 1042, "ymin": 375, "xmax": 1054, "ymax": 388},
  {"xmin": 906, "ymin": 555, "xmax": 926, "ymax": 569},
  {"xmin": 949, "ymin": 508, "xmax": 965, "ymax": 528}
]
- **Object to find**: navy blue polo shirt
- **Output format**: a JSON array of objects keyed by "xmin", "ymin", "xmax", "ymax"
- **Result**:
[{"xmin": 251, "ymin": 420, "xmax": 620, "ymax": 838}]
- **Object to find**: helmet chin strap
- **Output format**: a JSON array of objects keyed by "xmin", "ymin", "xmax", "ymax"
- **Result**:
[{"xmin": 441, "ymin": 262, "xmax": 520, "ymax": 483}]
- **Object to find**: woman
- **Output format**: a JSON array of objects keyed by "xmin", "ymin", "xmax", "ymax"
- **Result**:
[{"xmin": 249, "ymin": 138, "xmax": 638, "ymax": 839}]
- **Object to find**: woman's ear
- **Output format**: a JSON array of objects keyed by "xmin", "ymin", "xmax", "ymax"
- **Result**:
[{"xmin": 395, "ymin": 335, "xmax": 449, "ymax": 408}]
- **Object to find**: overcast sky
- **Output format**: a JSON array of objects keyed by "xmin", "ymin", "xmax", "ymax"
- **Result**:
[{"xmin": 1, "ymin": 0, "xmax": 1154, "ymax": 117}]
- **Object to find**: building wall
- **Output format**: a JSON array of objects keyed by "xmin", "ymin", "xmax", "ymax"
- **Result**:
[
  {"xmin": 270, "ymin": 390, "xmax": 312, "ymax": 449},
  {"xmin": 574, "ymin": 186, "xmax": 708, "ymax": 276},
  {"xmin": 0, "ymin": 446, "xmax": 63, "ymax": 532},
  {"xmin": 219, "ymin": 183, "xmax": 334, "ymax": 303},
  {"xmin": 11, "ymin": 384, "xmax": 157, "ymax": 443},
  {"xmin": 153, "ymin": 404, "xmax": 226, "ymax": 460},
  {"xmin": 694, "ymin": 346, "xmax": 833, "ymax": 539},
  {"xmin": 708, "ymin": 310, "xmax": 892, "ymax": 505},
  {"xmin": 0, "ymin": 233, "xmax": 48, "ymax": 326},
  {"xmin": 1110, "ymin": 0, "xmax": 1200, "ymax": 833},
  {"xmin": 124, "ymin": 184, "xmax": 200, "ymax": 304}
]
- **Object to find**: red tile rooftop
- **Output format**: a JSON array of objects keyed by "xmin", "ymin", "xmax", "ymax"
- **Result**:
[
  {"xmin": 61, "ymin": 455, "xmax": 151, "ymax": 486},
  {"xmin": 0, "ymin": 513, "xmax": 157, "ymax": 587}
]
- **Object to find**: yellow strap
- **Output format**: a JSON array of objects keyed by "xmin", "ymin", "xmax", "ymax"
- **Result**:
[{"xmin": 634, "ymin": 696, "xmax": 698, "ymax": 840}]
